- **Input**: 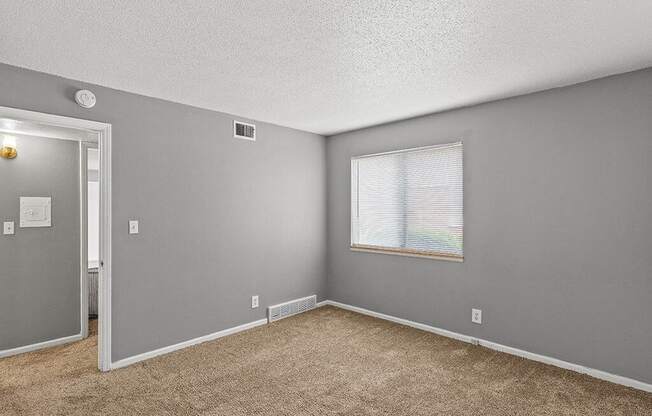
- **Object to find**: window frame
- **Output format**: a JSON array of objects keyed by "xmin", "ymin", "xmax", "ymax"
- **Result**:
[{"xmin": 350, "ymin": 142, "xmax": 464, "ymax": 262}]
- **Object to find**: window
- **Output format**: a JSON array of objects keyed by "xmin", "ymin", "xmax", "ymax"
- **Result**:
[{"xmin": 351, "ymin": 142, "xmax": 463, "ymax": 261}]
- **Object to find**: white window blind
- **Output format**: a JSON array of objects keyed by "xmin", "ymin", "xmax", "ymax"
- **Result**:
[{"xmin": 351, "ymin": 142, "xmax": 463, "ymax": 261}]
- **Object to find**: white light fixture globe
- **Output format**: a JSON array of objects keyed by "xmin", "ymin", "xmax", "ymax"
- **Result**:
[
  {"xmin": 75, "ymin": 89, "xmax": 97, "ymax": 108},
  {"xmin": 1, "ymin": 134, "xmax": 17, "ymax": 159}
]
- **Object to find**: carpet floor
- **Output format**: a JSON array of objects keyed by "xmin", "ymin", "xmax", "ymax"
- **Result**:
[{"xmin": 1, "ymin": 306, "xmax": 651, "ymax": 415}]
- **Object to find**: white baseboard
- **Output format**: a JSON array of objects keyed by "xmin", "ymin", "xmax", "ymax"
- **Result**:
[
  {"xmin": 111, "ymin": 318, "xmax": 268, "ymax": 370},
  {"xmin": 323, "ymin": 300, "xmax": 474, "ymax": 344},
  {"xmin": 0, "ymin": 333, "xmax": 84, "ymax": 358},
  {"xmin": 321, "ymin": 300, "xmax": 652, "ymax": 393}
]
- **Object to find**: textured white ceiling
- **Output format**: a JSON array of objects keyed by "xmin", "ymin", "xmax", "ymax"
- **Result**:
[{"xmin": 1, "ymin": 1, "xmax": 651, "ymax": 135}]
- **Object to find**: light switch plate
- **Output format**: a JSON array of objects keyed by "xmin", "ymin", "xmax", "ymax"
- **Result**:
[
  {"xmin": 251, "ymin": 295, "xmax": 259, "ymax": 309},
  {"xmin": 20, "ymin": 197, "xmax": 52, "ymax": 228},
  {"xmin": 129, "ymin": 220, "xmax": 139, "ymax": 234},
  {"xmin": 3, "ymin": 221, "xmax": 14, "ymax": 235}
]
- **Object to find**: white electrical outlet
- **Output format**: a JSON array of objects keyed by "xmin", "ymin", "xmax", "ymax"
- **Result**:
[
  {"xmin": 251, "ymin": 295, "xmax": 259, "ymax": 309},
  {"xmin": 472, "ymin": 308, "xmax": 482, "ymax": 324}
]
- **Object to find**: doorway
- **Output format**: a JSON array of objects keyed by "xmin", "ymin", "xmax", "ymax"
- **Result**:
[
  {"xmin": 86, "ymin": 146, "xmax": 100, "ymax": 340},
  {"xmin": 0, "ymin": 106, "xmax": 112, "ymax": 371}
]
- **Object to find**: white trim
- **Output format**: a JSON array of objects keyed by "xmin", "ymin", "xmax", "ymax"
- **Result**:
[
  {"xmin": 111, "ymin": 318, "xmax": 268, "ymax": 369},
  {"xmin": 321, "ymin": 300, "xmax": 652, "ymax": 393},
  {"xmin": 80, "ymin": 143, "xmax": 89, "ymax": 339},
  {"xmin": 97, "ymin": 123, "xmax": 112, "ymax": 372},
  {"xmin": 0, "ymin": 106, "xmax": 112, "ymax": 372},
  {"xmin": 350, "ymin": 247, "xmax": 464, "ymax": 262},
  {"xmin": 478, "ymin": 339, "xmax": 652, "ymax": 393},
  {"xmin": 324, "ymin": 300, "xmax": 473, "ymax": 344},
  {"xmin": 0, "ymin": 333, "xmax": 83, "ymax": 358},
  {"xmin": 0, "ymin": 106, "xmax": 113, "ymax": 132}
]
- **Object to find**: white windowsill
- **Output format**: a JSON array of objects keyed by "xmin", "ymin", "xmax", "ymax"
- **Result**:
[{"xmin": 350, "ymin": 246, "xmax": 464, "ymax": 262}]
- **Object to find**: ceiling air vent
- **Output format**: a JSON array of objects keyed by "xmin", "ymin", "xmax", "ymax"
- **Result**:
[{"xmin": 234, "ymin": 120, "xmax": 256, "ymax": 141}]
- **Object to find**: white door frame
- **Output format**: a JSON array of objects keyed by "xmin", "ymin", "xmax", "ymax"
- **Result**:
[
  {"xmin": 80, "ymin": 141, "xmax": 89, "ymax": 340},
  {"xmin": 0, "ymin": 105, "xmax": 113, "ymax": 372}
]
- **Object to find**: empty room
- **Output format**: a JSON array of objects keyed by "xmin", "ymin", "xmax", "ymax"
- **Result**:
[{"xmin": 0, "ymin": 1, "xmax": 651, "ymax": 415}]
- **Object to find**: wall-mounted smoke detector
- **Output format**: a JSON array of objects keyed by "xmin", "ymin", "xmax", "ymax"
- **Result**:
[
  {"xmin": 75, "ymin": 89, "xmax": 97, "ymax": 108},
  {"xmin": 234, "ymin": 120, "xmax": 255, "ymax": 141}
]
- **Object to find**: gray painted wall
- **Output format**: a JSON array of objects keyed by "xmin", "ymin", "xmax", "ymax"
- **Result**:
[
  {"xmin": 0, "ymin": 136, "xmax": 80, "ymax": 349},
  {"xmin": 0, "ymin": 63, "xmax": 327, "ymax": 361},
  {"xmin": 326, "ymin": 68, "xmax": 652, "ymax": 384},
  {"xmin": 2, "ymin": 61, "xmax": 649, "ymax": 385}
]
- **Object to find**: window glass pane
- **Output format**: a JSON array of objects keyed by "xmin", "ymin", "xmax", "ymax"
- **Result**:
[{"xmin": 351, "ymin": 142, "xmax": 463, "ymax": 259}]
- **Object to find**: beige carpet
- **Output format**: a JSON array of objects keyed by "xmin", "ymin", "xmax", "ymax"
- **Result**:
[{"xmin": 1, "ymin": 306, "xmax": 650, "ymax": 415}]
